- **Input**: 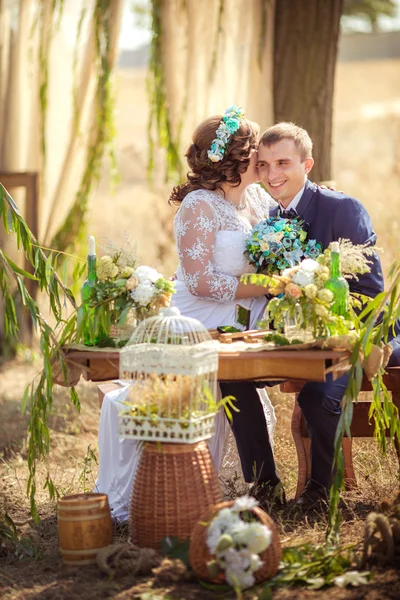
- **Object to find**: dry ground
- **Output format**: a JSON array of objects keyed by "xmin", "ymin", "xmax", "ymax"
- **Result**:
[
  {"xmin": 1, "ymin": 59, "xmax": 400, "ymax": 598},
  {"xmin": 0, "ymin": 354, "xmax": 399, "ymax": 599}
]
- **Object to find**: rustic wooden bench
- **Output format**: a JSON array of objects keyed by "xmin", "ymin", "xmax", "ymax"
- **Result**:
[{"xmin": 281, "ymin": 367, "xmax": 400, "ymax": 499}]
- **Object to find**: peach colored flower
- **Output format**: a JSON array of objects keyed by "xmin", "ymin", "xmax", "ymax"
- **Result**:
[
  {"xmin": 126, "ymin": 275, "xmax": 139, "ymax": 291},
  {"xmin": 285, "ymin": 282, "xmax": 302, "ymax": 299}
]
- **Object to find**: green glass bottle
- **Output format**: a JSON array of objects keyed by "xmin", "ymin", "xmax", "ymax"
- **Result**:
[
  {"xmin": 81, "ymin": 236, "xmax": 98, "ymax": 345},
  {"xmin": 324, "ymin": 241, "xmax": 349, "ymax": 317}
]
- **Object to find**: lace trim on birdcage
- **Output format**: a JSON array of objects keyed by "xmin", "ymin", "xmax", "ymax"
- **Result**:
[{"xmin": 119, "ymin": 412, "xmax": 216, "ymax": 443}]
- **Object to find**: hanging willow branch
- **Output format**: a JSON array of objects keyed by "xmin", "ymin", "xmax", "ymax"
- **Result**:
[
  {"xmin": 0, "ymin": 184, "xmax": 82, "ymax": 520},
  {"xmin": 147, "ymin": 0, "xmax": 184, "ymax": 182},
  {"xmin": 50, "ymin": 0, "xmax": 118, "ymax": 253}
]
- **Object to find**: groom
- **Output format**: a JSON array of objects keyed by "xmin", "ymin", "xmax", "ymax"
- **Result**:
[{"xmin": 252, "ymin": 121, "xmax": 400, "ymax": 509}]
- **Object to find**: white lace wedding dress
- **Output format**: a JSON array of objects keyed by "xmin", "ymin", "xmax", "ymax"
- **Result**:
[
  {"xmin": 95, "ymin": 183, "xmax": 278, "ymax": 520},
  {"xmin": 171, "ymin": 183, "xmax": 278, "ymax": 469}
]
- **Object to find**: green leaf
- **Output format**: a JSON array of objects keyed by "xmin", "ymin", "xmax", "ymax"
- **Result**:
[
  {"xmin": 257, "ymin": 586, "xmax": 273, "ymax": 599},
  {"xmin": 160, "ymin": 536, "xmax": 190, "ymax": 566},
  {"xmin": 4, "ymin": 254, "xmax": 38, "ymax": 280},
  {"xmin": 21, "ymin": 386, "xmax": 30, "ymax": 415},
  {"xmin": 45, "ymin": 254, "xmax": 53, "ymax": 285},
  {"xmin": 70, "ymin": 387, "xmax": 81, "ymax": 411}
]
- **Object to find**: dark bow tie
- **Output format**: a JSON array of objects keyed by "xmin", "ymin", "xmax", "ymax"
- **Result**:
[{"xmin": 280, "ymin": 208, "xmax": 298, "ymax": 219}]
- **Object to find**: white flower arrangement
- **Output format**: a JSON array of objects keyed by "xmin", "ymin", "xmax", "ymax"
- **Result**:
[{"xmin": 206, "ymin": 496, "xmax": 272, "ymax": 590}]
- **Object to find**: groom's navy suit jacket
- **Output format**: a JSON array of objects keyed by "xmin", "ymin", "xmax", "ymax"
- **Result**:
[{"xmin": 270, "ymin": 179, "xmax": 400, "ymax": 359}]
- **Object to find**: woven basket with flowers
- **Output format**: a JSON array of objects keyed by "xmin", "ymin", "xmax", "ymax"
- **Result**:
[{"xmin": 189, "ymin": 497, "xmax": 281, "ymax": 590}]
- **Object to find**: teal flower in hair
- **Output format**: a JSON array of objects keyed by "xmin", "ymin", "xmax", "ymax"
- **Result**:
[{"xmin": 207, "ymin": 105, "xmax": 244, "ymax": 163}]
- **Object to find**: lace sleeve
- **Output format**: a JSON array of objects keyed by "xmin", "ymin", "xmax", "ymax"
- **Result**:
[{"xmin": 174, "ymin": 192, "xmax": 239, "ymax": 302}]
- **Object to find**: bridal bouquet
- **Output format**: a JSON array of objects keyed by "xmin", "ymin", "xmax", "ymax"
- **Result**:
[{"xmin": 244, "ymin": 215, "xmax": 322, "ymax": 275}]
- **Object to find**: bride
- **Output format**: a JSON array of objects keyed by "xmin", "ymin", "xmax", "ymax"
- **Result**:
[
  {"xmin": 169, "ymin": 106, "xmax": 285, "ymax": 507},
  {"xmin": 95, "ymin": 106, "xmax": 285, "ymax": 518}
]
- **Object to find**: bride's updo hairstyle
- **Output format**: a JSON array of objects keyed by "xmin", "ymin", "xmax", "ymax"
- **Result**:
[{"xmin": 169, "ymin": 115, "xmax": 259, "ymax": 205}]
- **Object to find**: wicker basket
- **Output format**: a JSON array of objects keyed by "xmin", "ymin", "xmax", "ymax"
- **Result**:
[
  {"xmin": 130, "ymin": 440, "xmax": 222, "ymax": 550},
  {"xmin": 189, "ymin": 500, "xmax": 282, "ymax": 584}
]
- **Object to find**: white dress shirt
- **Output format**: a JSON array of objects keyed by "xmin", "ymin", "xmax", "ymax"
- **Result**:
[{"xmin": 279, "ymin": 182, "xmax": 306, "ymax": 213}]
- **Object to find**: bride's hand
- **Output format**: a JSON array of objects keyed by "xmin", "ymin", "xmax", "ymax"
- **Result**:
[{"xmin": 267, "ymin": 275, "xmax": 290, "ymax": 296}]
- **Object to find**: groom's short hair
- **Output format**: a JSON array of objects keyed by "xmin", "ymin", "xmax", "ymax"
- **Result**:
[{"xmin": 260, "ymin": 122, "xmax": 313, "ymax": 162}]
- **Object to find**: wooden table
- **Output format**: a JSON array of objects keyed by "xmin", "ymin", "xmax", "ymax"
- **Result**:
[{"xmin": 62, "ymin": 346, "xmax": 350, "ymax": 384}]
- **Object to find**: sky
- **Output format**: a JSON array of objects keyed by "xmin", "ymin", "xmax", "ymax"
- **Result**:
[{"xmin": 118, "ymin": 0, "xmax": 400, "ymax": 50}]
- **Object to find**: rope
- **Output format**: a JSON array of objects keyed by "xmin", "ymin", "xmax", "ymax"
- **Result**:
[{"xmin": 96, "ymin": 542, "xmax": 161, "ymax": 577}]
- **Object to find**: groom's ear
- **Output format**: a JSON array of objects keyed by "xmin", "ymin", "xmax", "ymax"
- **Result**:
[{"xmin": 304, "ymin": 157, "xmax": 314, "ymax": 174}]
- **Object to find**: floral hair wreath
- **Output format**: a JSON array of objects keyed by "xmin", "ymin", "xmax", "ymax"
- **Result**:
[{"xmin": 207, "ymin": 105, "xmax": 245, "ymax": 163}]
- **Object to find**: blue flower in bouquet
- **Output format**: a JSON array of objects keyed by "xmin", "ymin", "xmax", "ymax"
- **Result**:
[
  {"xmin": 244, "ymin": 215, "xmax": 322, "ymax": 275},
  {"xmin": 304, "ymin": 239, "xmax": 322, "ymax": 259}
]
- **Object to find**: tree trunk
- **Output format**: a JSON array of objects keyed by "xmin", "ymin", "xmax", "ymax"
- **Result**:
[{"xmin": 273, "ymin": 0, "xmax": 343, "ymax": 182}]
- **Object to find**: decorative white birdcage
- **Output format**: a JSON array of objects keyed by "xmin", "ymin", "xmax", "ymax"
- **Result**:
[{"xmin": 118, "ymin": 307, "xmax": 219, "ymax": 443}]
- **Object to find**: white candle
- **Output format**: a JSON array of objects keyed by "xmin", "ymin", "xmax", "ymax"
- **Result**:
[{"xmin": 88, "ymin": 235, "xmax": 96, "ymax": 256}]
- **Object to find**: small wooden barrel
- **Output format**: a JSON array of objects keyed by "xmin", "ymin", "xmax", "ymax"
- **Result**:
[{"xmin": 57, "ymin": 493, "xmax": 113, "ymax": 566}]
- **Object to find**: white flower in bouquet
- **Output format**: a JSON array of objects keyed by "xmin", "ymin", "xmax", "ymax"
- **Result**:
[
  {"xmin": 212, "ymin": 508, "xmax": 241, "ymax": 530},
  {"xmin": 222, "ymin": 547, "xmax": 252, "ymax": 571},
  {"xmin": 225, "ymin": 567, "xmax": 255, "ymax": 590},
  {"xmin": 304, "ymin": 283, "xmax": 318, "ymax": 299},
  {"xmin": 317, "ymin": 288, "xmax": 334, "ymax": 303},
  {"xmin": 205, "ymin": 496, "xmax": 273, "ymax": 590},
  {"xmin": 120, "ymin": 266, "xmax": 135, "ymax": 278},
  {"xmin": 232, "ymin": 496, "xmax": 259, "ymax": 512},
  {"xmin": 231, "ymin": 521, "xmax": 272, "ymax": 554},
  {"xmin": 315, "ymin": 304, "xmax": 330, "ymax": 318},
  {"xmin": 130, "ymin": 281, "xmax": 156, "ymax": 307},
  {"xmin": 249, "ymin": 553, "xmax": 263, "ymax": 572},
  {"xmin": 135, "ymin": 265, "xmax": 162, "ymax": 284},
  {"xmin": 291, "ymin": 259, "xmax": 320, "ymax": 287},
  {"xmin": 244, "ymin": 522, "xmax": 272, "ymax": 554},
  {"xmin": 97, "ymin": 255, "xmax": 119, "ymax": 281}
]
